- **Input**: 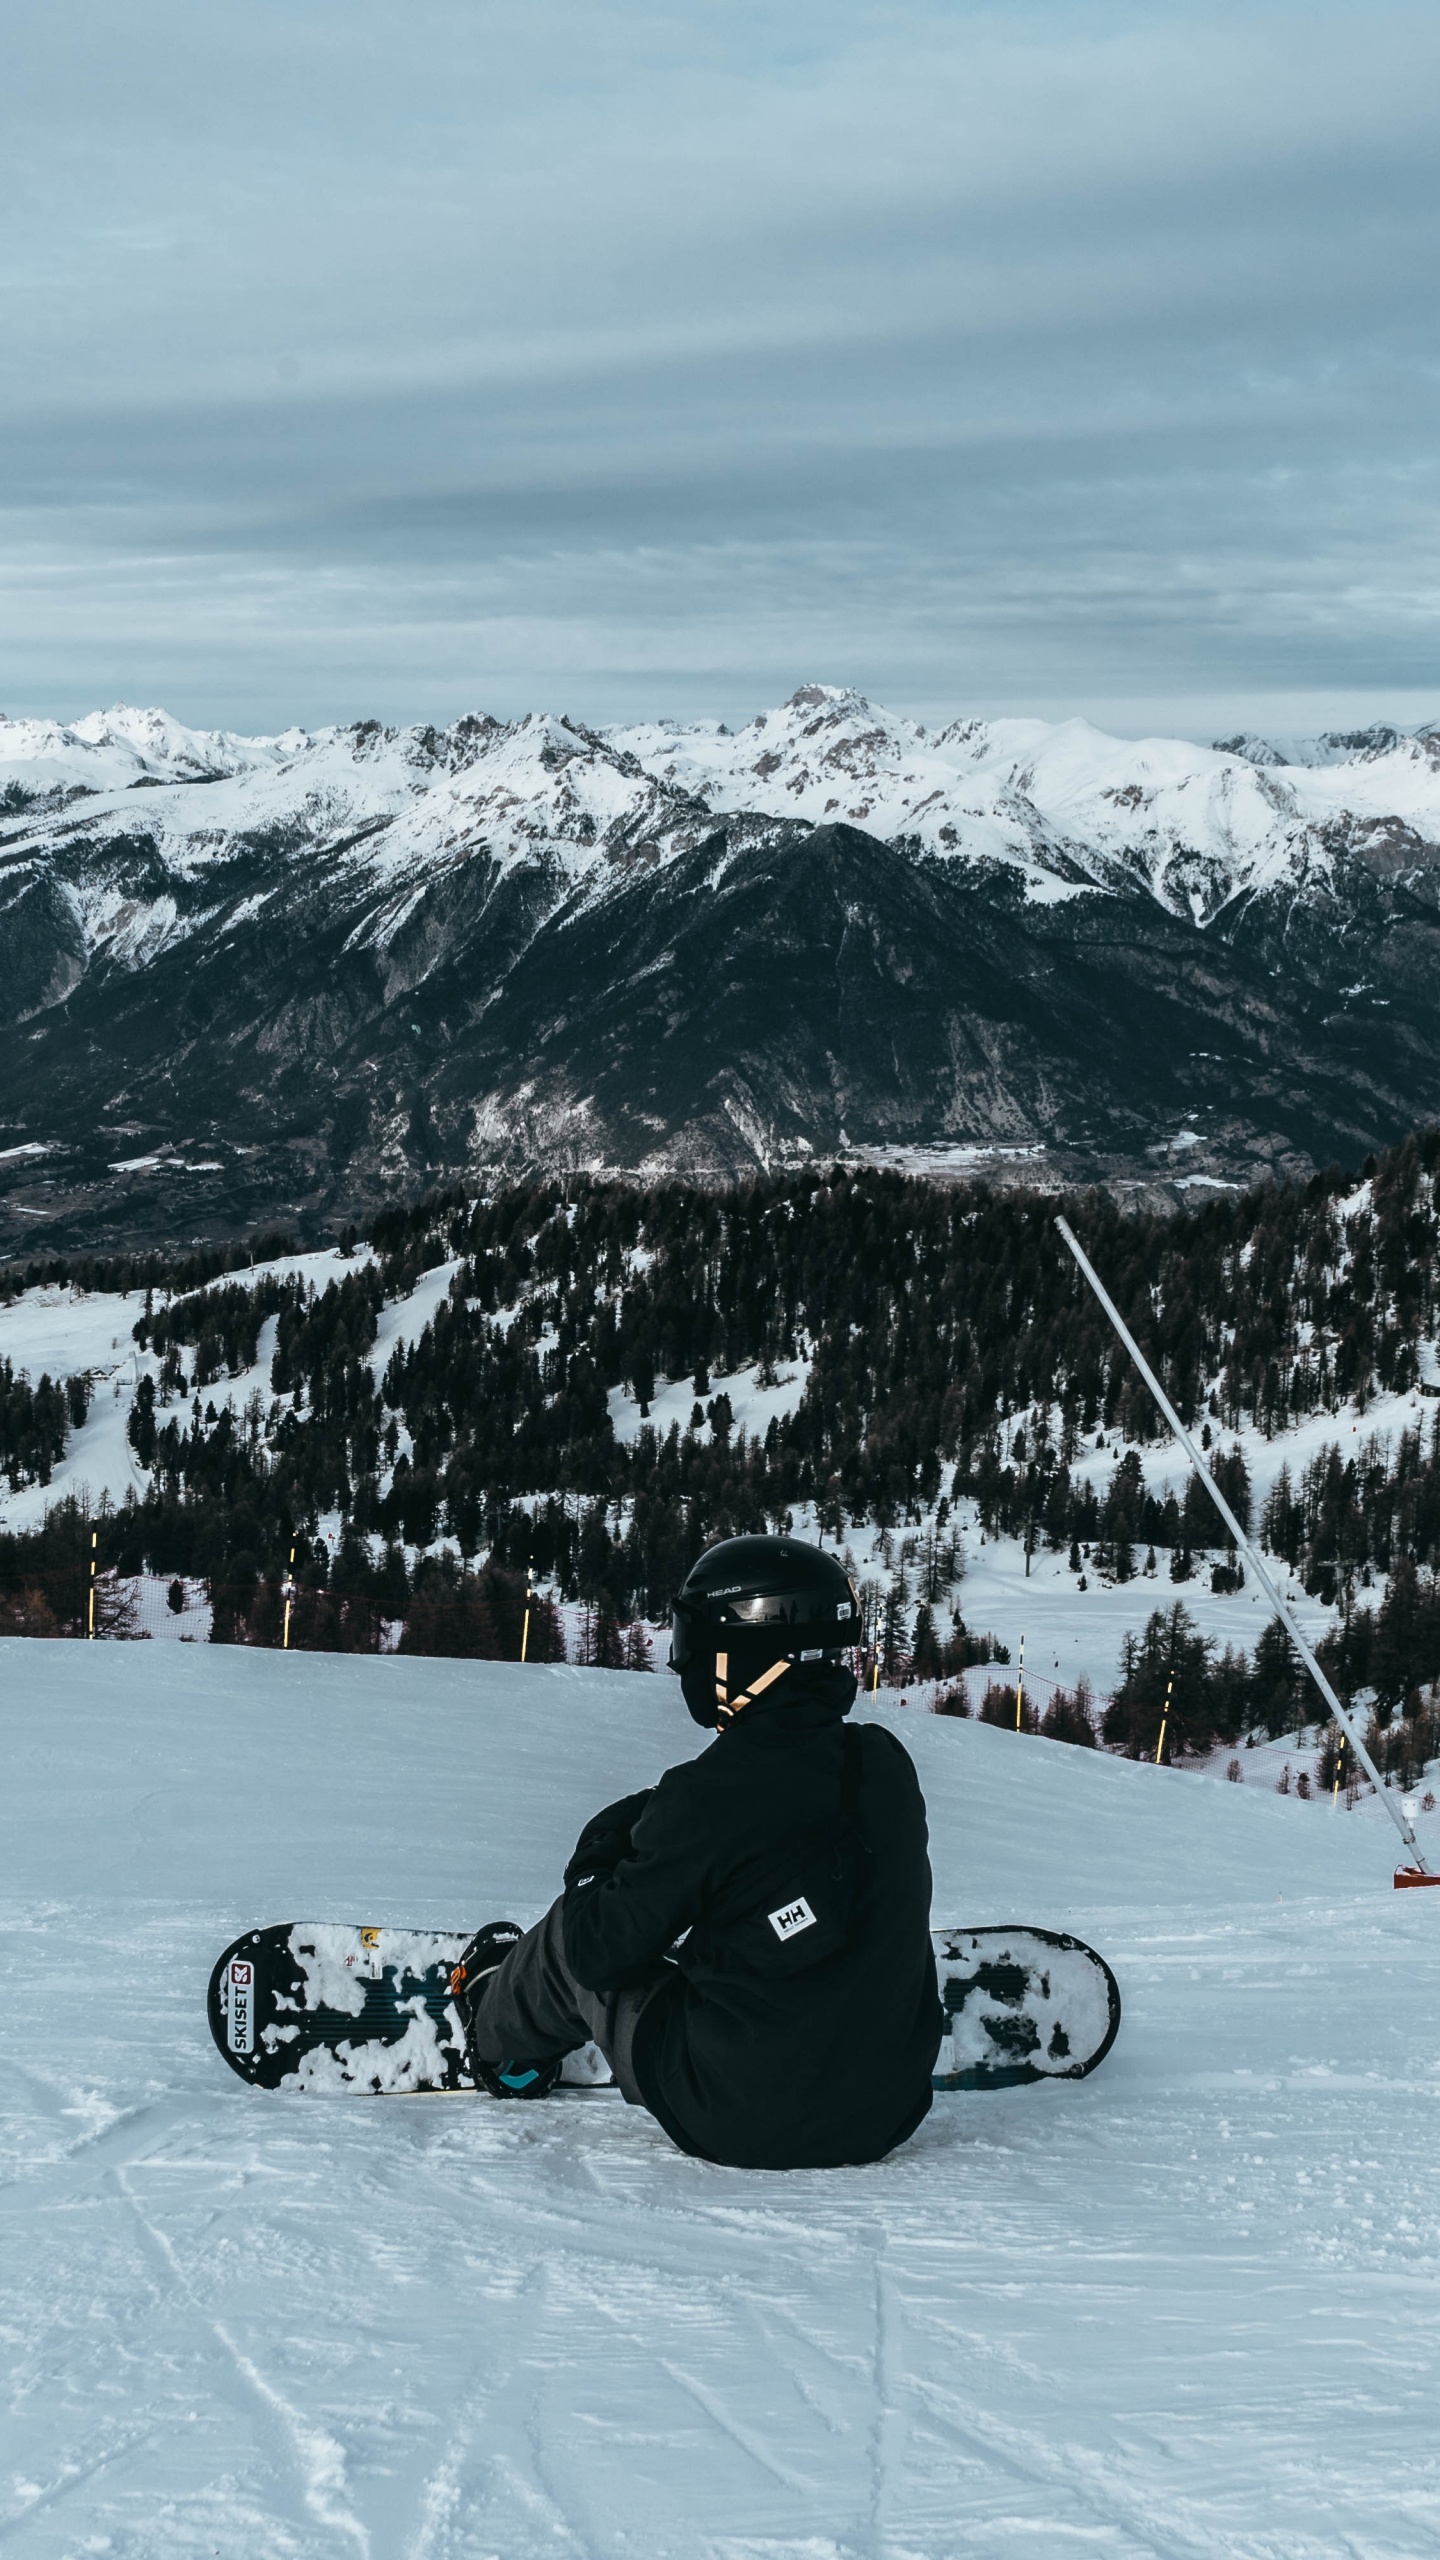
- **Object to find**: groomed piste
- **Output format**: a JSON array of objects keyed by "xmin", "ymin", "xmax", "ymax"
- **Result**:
[{"xmin": 4, "ymin": 1642, "xmax": 1440, "ymax": 2557}]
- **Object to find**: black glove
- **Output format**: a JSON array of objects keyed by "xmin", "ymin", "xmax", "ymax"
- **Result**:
[{"xmin": 563, "ymin": 1788, "xmax": 654, "ymax": 1892}]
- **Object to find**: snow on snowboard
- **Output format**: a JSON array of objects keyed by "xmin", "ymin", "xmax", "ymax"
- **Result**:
[{"xmin": 207, "ymin": 1922, "xmax": 1120, "ymax": 2097}]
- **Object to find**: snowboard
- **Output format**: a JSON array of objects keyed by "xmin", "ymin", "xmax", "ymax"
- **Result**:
[{"xmin": 207, "ymin": 1922, "xmax": 1120, "ymax": 2097}]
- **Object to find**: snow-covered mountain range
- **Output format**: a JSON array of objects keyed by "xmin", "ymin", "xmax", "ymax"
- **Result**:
[
  {"xmin": 2, "ymin": 684, "xmax": 1438, "ymax": 1252},
  {"xmin": 9, "ymin": 686, "xmax": 1439, "ymax": 920}
]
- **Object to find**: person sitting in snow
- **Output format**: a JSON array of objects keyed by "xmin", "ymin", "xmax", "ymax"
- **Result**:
[{"xmin": 451, "ymin": 1533, "xmax": 944, "ymax": 2170}]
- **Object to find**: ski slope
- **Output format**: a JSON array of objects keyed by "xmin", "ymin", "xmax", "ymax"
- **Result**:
[{"xmin": 5, "ymin": 1646, "xmax": 1440, "ymax": 2559}]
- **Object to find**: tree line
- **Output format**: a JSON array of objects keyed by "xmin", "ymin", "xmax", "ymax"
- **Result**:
[{"xmin": 1, "ymin": 1127, "xmax": 1440, "ymax": 1712}]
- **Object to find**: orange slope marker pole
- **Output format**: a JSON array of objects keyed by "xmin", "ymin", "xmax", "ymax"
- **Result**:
[{"xmin": 1055, "ymin": 1214, "xmax": 1433, "ymax": 1882}]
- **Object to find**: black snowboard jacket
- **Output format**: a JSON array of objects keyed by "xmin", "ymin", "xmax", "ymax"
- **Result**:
[{"xmin": 562, "ymin": 1670, "xmax": 943, "ymax": 2170}]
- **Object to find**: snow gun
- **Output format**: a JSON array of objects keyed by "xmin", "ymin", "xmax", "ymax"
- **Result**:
[{"xmin": 1055, "ymin": 1215, "xmax": 1437, "ymax": 1886}]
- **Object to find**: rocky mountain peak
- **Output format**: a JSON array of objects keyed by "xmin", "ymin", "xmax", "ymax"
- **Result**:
[{"xmin": 0, "ymin": 685, "xmax": 1438, "ymax": 1254}]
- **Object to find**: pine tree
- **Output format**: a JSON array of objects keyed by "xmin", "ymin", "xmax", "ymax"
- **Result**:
[
  {"xmin": 592, "ymin": 1607, "xmax": 624, "ymax": 1670},
  {"xmin": 910, "ymin": 1604, "xmax": 943, "ymax": 1679}
]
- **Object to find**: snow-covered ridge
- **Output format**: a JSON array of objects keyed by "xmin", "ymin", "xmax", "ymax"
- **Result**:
[
  {"xmin": 0, "ymin": 703, "xmax": 307, "ymax": 799},
  {"xmin": 4, "ymin": 687, "xmax": 1439, "ymax": 963},
  {"xmin": 0, "ymin": 704, "xmax": 723, "ymax": 984},
  {"xmin": 2, "ymin": 686, "xmax": 1436, "ymax": 1207},
  {"xmin": 612, "ymin": 685, "xmax": 1440, "ymax": 921}
]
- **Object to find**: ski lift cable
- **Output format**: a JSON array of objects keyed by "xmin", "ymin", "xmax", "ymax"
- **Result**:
[{"xmin": 1055, "ymin": 1214, "xmax": 1429, "ymax": 1876}]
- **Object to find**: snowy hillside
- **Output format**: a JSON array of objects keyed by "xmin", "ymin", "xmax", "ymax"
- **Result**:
[
  {"xmin": 4, "ymin": 1642, "xmax": 1439, "ymax": 2557},
  {"xmin": 0, "ymin": 1231, "xmax": 1356, "ymax": 1692},
  {"xmin": 1, "ymin": 685, "xmax": 1439, "ymax": 1243},
  {"xmin": 6, "ymin": 1146, "xmax": 1440, "ymax": 1784}
]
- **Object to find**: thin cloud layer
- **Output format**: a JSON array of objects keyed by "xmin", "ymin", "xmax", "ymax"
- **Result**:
[{"xmin": 2, "ymin": 0, "xmax": 1437, "ymax": 734}]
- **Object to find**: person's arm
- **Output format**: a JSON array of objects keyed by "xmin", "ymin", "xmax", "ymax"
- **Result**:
[
  {"xmin": 563, "ymin": 1768, "xmax": 708, "ymax": 1992},
  {"xmin": 564, "ymin": 1789, "xmax": 654, "ymax": 1888}
]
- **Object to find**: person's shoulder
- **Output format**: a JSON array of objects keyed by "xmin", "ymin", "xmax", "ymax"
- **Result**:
[
  {"xmin": 851, "ymin": 1719, "xmax": 924, "ymax": 1780},
  {"xmin": 852, "ymin": 1717, "xmax": 911, "ymax": 1758},
  {"xmin": 627, "ymin": 1743, "xmax": 724, "ymax": 1852},
  {"xmin": 647, "ymin": 1742, "xmax": 723, "ymax": 1807}
]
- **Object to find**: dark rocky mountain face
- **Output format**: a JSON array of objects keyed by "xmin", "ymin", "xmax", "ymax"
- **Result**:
[
  {"xmin": 428, "ymin": 822, "xmax": 1434, "ymax": 1188},
  {"xmin": 0, "ymin": 691, "xmax": 1437, "ymax": 1255}
]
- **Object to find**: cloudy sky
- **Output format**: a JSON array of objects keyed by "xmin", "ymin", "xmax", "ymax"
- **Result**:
[{"xmin": 2, "ymin": 0, "xmax": 1437, "ymax": 737}]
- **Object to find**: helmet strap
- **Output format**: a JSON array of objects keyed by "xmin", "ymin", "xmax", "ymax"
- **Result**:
[{"xmin": 714, "ymin": 1651, "xmax": 792, "ymax": 1723}]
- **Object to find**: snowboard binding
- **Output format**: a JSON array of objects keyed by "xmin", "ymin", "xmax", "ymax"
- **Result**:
[{"xmin": 451, "ymin": 1920, "xmax": 565, "ymax": 2100}]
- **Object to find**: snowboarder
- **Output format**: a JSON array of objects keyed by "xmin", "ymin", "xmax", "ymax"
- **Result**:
[{"xmin": 452, "ymin": 1534, "xmax": 945, "ymax": 2169}]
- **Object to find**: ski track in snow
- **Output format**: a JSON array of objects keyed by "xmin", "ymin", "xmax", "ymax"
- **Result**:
[{"xmin": 4, "ymin": 1647, "xmax": 1440, "ymax": 2556}]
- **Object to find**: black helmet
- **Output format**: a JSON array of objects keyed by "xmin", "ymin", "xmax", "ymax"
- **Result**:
[{"xmin": 670, "ymin": 1534, "xmax": 861, "ymax": 1724}]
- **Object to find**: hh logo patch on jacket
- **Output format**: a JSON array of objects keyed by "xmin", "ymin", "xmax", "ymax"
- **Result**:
[{"xmin": 767, "ymin": 1895, "xmax": 817, "ymax": 1942}]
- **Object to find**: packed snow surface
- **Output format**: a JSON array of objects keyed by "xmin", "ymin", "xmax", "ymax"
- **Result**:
[{"xmin": 5, "ymin": 1645, "xmax": 1440, "ymax": 2557}]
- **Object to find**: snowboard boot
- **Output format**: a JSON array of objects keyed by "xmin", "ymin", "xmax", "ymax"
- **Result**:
[
  {"xmin": 449, "ymin": 1919, "xmax": 524, "ymax": 2009},
  {"xmin": 473, "ymin": 2053, "xmax": 565, "ymax": 2099},
  {"xmin": 449, "ymin": 1921, "xmax": 565, "ymax": 2101}
]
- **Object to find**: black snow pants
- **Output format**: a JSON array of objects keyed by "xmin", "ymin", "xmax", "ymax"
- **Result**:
[{"xmin": 466, "ymin": 1896, "xmax": 668, "ymax": 2106}]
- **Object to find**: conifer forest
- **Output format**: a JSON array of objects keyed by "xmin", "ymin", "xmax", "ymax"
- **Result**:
[{"xmin": 5, "ymin": 1127, "xmax": 1440, "ymax": 1768}]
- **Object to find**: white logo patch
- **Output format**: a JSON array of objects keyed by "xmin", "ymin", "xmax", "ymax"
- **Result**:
[
  {"xmin": 227, "ymin": 1958, "xmax": 255, "ymax": 2054},
  {"xmin": 767, "ymin": 1896, "xmax": 817, "ymax": 1943}
]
